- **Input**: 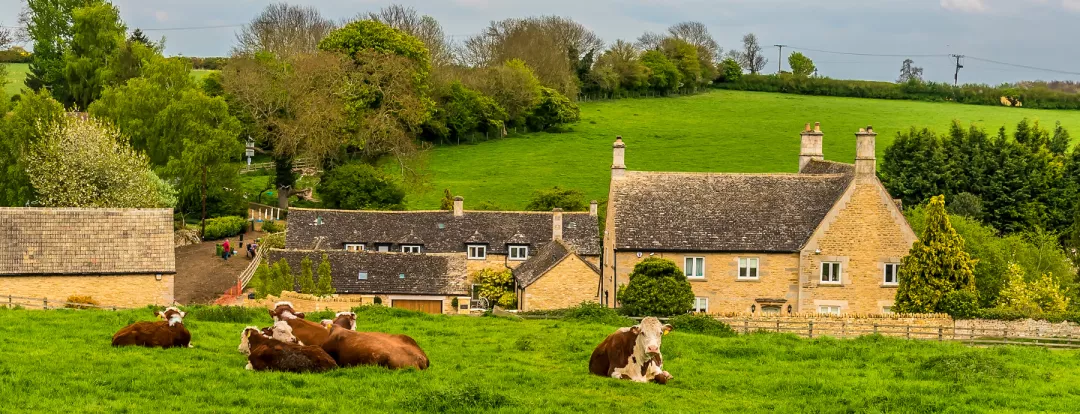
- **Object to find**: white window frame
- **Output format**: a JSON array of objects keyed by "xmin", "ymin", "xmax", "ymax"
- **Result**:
[
  {"xmin": 401, "ymin": 245, "xmax": 422, "ymax": 254},
  {"xmin": 818, "ymin": 305, "xmax": 841, "ymax": 315},
  {"xmin": 738, "ymin": 257, "xmax": 759, "ymax": 280},
  {"xmin": 691, "ymin": 297, "xmax": 709, "ymax": 313},
  {"xmin": 344, "ymin": 244, "xmax": 364, "ymax": 252},
  {"xmin": 883, "ymin": 263, "xmax": 899, "ymax": 286},
  {"xmin": 684, "ymin": 257, "xmax": 705, "ymax": 279},
  {"xmin": 468, "ymin": 245, "xmax": 487, "ymax": 260},
  {"xmin": 882, "ymin": 306, "xmax": 894, "ymax": 314},
  {"xmin": 820, "ymin": 262, "xmax": 842, "ymax": 284},
  {"xmin": 508, "ymin": 245, "xmax": 529, "ymax": 261},
  {"xmin": 357, "ymin": 271, "xmax": 368, "ymax": 280},
  {"xmin": 376, "ymin": 244, "xmax": 391, "ymax": 253}
]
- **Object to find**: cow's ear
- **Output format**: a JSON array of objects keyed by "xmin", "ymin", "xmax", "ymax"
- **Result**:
[
  {"xmin": 662, "ymin": 324, "xmax": 674, "ymax": 335},
  {"xmin": 268, "ymin": 309, "xmax": 276, "ymax": 317},
  {"xmin": 295, "ymin": 312, "xmax": 306, "ymax": 319},
  {"xmin": 630, "ymin": 326, "xmax": 641, "ymax": 335},
  {"xmin": 180, "ymin": 311, "xmax": 187, "ymax": 318}
]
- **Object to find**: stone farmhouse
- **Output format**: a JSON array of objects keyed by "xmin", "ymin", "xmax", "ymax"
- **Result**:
[
  {"xmin": 0, "ymin": 208, "xmax": 175, "ymax": 308},
  {"xmin": 272, "ymin": 202, "xmax": 601, "ymax": 313},
  {"xmin": 601, "ymin": 123, "xmax": 917, "ymax": 315}
]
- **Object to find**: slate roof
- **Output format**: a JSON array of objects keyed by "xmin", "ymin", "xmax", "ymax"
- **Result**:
[
  {"xmin": 0, "ymin": 208, "xmax": 175, "ymax": 276},
  {"xmin": 611, "ymin": 171, "xmax": 854, "ymax": 252},
  {"xmin": 801, "ymin": 159, "xmax": 856, "ymax": 175},
  {"xmin": 267, "ymin": 249, "xmax": 468, "ymax": 296},
  {"xmin": 286, "ymin": 209, "xmax": 601, "ymax": 256},
  {"xmin": 513, "ymin": 240, "xmax": 601, "ymax": 287}
]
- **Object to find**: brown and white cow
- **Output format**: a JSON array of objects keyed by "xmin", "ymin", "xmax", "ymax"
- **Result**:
[
  {"xmin": 268, "ymin": 303, "xmax": 349, "ymax": 347},
  {"xmin": 320, "ymin": 324, "xmax": 430, "ymax": 370},
  {"xmin": 238, "ymin": 324, "xmax": 338, "ymax": 373},
  {"xmin": 588, "ymin": 317, "xmax": 674, "ymax": 384},
  {"xmin": 112, "ymin": 306, "xmax": 192, "ymax": 349}
]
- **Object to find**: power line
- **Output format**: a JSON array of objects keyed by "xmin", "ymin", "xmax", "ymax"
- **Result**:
[
  {"xmin": 785, "ymin": 45, "xmax": 949, "ymax": 58},
  {"xmin": 966, "ymin": 56, "xmax": 1080, "ymax": 76}
]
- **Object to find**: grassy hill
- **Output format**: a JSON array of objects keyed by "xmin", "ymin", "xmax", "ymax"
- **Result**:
[
  {"xmin": 2, "ymin": 306, "xmax": 1078, "ymax": 413},
  {"xmin": 412, "ymin": 90, "xmax": 1080, "ymax": 210},
  {"xmin": 2, "ymin": 63, "xmax": 29, "ymax": 97}
]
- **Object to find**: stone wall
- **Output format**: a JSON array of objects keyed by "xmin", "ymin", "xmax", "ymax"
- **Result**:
[
  {"xmin": 0, "ymin": 274, "xmax": 174, "ymax": 308},
  {"xmin": 245, "ymin": 291, "xmax": 470, "ymax": 315},
  {"xmin": 713, "ymin": 314, "xmax": 1080, "ymax": 339},
  {"xmin": 520, "ymin": 254, "xmax": 599, "ymax": 311}
]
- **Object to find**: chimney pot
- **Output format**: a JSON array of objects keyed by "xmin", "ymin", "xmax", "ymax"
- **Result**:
[
  {"xmin": 814, "ymin": 122, "xmax": 821, "ymax": 132},
  {"xmin": 804, "ymin": 123, "xmax": 811, "ymax": 132},
  {"xmin": 612, "ymin": 136, "xmax": 626, "ymax": 179},
  {"xmin": 453, "ymin": 196, "xmax": 463, "ymax": 217},
  {"xmin": 552, "ymin": 208, "xmax": 564, "ymax": 240}
]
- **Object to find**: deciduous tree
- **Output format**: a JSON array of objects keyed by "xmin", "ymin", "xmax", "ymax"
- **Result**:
[
  {"xmin": 233, "ymin": 3, "xmax": 334, "ymax": 58},
  {"xmin": 316, "ymin": 162, "xmax": 406, "ymax": 211},
  {"xmin": 366, "ymin": 5, "xmax": 452, "ymax": 67},
  {"xmin": 734, "ymin": 33, "xmax": 766, "ymax": 74},
  {"xmin": 0, "ymin": 89, "xmax": 65, "ymax": 206},
  {"xmin": 20, "ymin": 0, "xmax": 89, "ymax": 99},
  {"xmin": 61, "ymin": 1, "xmax": 125, "ymax": 109},
  {"xmin": 472, "ymin": 268, "xmax": 516, "ymax": 308},
  {"xmin": 898, "ymin": 59, "xmax": 924, "ymax": 83},
  {"xmin": 894, "ymin": 195, "xmax": 977, "ymax": 313},
  {"xmin": 788, "ymin": 52, "xmax": 816, "ymax": 76},
  {"xmin": 617, "ymin": 258, "xmax": 695, "ymax": 317}
]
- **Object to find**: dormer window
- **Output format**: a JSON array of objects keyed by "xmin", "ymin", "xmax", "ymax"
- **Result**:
[
  {"xmin": 402, "ymin": 245, "xmax": 422, "ymax": 254},
  {"xmin": 376, "ymin": 244, "xmax": 391, "ymax": 252},
  {"xmin": 509, "ymin": 245, "xmax": 528, "ymax": 261},
  {"xmin": 468, "ymin": 244, "xmax": 487, "ymax": 260},
  {"xmin": 344, "ymin": 244, "xmax": 364, "ymax": 252}
]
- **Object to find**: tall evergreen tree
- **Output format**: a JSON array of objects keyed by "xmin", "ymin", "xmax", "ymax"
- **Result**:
[
  {"xmin": 879, "ymin": 127, "xmax": 947, "ymax": 208},
  {"xmin": 316, "ymin": 254, "xmax": 335, "ymax": 297},
  {"xmin": 22, "ymin": 0, "xmax": 91, "ymax": 99},
  {"xmin": 299, "ymin": 256, "xmax": 316, "ymax": 294},
  {"xmin": 895, "ymin": 195, "xmax": 977, "ymax": 313},
  {"xmin": 61, "ymin": 1, "xmax": 126, "ymax": 109}
]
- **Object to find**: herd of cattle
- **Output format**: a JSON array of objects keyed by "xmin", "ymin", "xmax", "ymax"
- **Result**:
[{"xmin": 110, "ymin": 302, "xmax": 674, "ymax": 384}]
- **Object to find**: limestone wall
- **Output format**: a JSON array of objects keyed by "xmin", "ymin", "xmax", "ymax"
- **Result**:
[{"xmin": 0, "ymin": 274, "xmax": 174, "ymax": 308}]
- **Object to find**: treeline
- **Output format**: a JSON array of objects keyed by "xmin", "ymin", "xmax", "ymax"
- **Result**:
[
  {"xmin": 0, "ymin": 47, "xmax": 32, "ymax": 63},
  {"xmin": 717, "ymin": 74, "xmax": 1080, "ymax": 110},
  {"xmin": 181, "ymin": 56, "xmax": 228, "ymax": 70}
]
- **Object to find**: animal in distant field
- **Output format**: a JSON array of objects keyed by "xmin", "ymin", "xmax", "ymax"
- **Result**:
[
  {"xmin": 320, "ymin": 323, "xmax": 429, "ymax": 370},
  {"xmin": 589, "ymin": 317, "xmax": 674, "ymax": 384},
  {"xmin": 238, "ymin": 324, "xmax": 337, "ymax": 373},
  {"xmin": 112, "ymin": 307, "xmax": 192, "ymax": 349}
]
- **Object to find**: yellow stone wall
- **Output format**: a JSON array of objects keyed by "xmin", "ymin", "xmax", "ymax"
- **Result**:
[
  {"xmin": 0, "ymin": 274, "xmax": 174, "ymax": 308},
  {"xmin": 520, "ymin": 255, "xmax": 600, "ymax": 311}
]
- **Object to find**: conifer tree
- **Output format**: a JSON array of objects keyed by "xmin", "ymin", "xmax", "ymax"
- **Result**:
[
  {"xmin": 299, "ymin": 256, "xmax": 316, "ymax": 294},
  {"xmin": 274, "ymin": 259, "xmax": 293, "ymax": 294},
  {"xmin": 252, "ymin": 262, "xmax": 272, "ymax": 297},
  {"xmin": 895, "ymin": 195, "xmax": 977, "ymax": 313},
  {"xmin": 316, "ymin": 254, "xmax": 335, "ymax": 297}
]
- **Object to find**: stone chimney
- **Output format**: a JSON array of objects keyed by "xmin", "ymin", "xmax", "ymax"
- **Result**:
[
  {"xmin": 589, "ymin": 200, "xmax": 598, "ymax": 217},
  {"xmin": 453, "ymin": 196, "xmax": 463, "ymax": 217},
  {"xmin": 612, "ymin": 136, "xmax": 626, "ymax": 179},
  {"xmin": 799, "ymin": 122, "xmax": 824, "ymax": 172},
  {"xmin": 855, "ymin": 125, "xmax": 877, "ymax": 177},
  {"xmin": 552, "ymin": 208, "xmax": 563, "ymax": 240}
]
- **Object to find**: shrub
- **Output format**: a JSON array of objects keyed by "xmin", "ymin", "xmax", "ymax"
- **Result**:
[
  {"xmin": 316, "ymin": 162, "xmax": 406, "ymax": 210},
  {"xmin": 525, "ymin": 87, "xmax": 579, "ymax": 131},
  {"xmin": 938, "ymin": 289, "xmax": 980, "ymax": 318},
  {"xmin": 617, "ymin": 258, "xmax": 694, "ymax": 317},
  {"xmin": 315, "ymin": 253, "xmax": 335, "ymax": 297},
  {"xmin": 717, "ymin": 58, "xmax": 742, "ymax": 83},
  {"xmin": 350, "ymin": 304, "xmax": 432, "ymax": 321},
  {"xmin": 425, "ymin": 82, "xmax": 508, "ymax": 144},
  {"xmin": 524, "ymin": 186, "xmax": 587, "ymax": 211},
  {"xmin": 472, "ymin": 268, "xmax": 516, "ymax": 308},
  {"xmin": 551, "ymin": 302, "xmax": 633, "ymax": 326},
  {"xmin": 261, "ymin": 220, "xmax": 285, "ymax": 233},
  {"xmin": 668, "ymin": 314, "xmax": 736, "ymax": 337},
  {"xmin": 303, "ymin": 310, "xmax": 337, "ymax": 322},
  {"xmin": 261, "ymin": 232, "xmax": 286, "ymax": 249},
  {"xmin": 202, "ymin": 216, "xmax": 247, "ymax": 240},
  {"xmin": 298, "ymin": 256, "xmax": 316, "ymax": 294},
  {"xmin": 182, "ymin": 305, "xmax": 269, "ymax": 324},
  {"xmin": 64, "ymin": 295, "xmax": 99, "ymax": 309}
]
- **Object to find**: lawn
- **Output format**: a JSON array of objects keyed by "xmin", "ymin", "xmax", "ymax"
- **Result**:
[
  {"xmin": 3, "ymin": 62, "xmax": 29, "ymax": 97},
  {"xmin": 411, "ymin": 90, "xmax": 1080, "ymax": 209},
  {"xmin": 2, "ymin": 307, "xmax": 1078, "ymax": 413}
]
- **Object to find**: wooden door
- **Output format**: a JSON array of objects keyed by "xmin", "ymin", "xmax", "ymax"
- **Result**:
[{"xmin": 392, "ymin": 299, "xmax": 443, "ymax": 314}]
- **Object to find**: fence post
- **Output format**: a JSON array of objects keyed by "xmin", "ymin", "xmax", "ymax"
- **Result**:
[
  {"xmin": 906, "ymin": 325, "xmax": 911, "ymax": 340},
  {"xmin": 776, "ymin": 320, "xmax": 780, "ymax": 333},
  {"xmin": 1003, "ymin": 328, "xmax": 1008, "ymax": 345},
  {"xmin": 938, "ymin": 327, "xmax": 943, "ymax": 342},
  {"xmin": 842, "ymin": 321, "xmax": 847, "ymax": 338},
  {"xmin": 7, "ymin": 295, "xmax": 10, "ymax": 306},
  {"xmin": 43, "ymin": 298, "xmax": 48, "ymax": 310},
  {"xmin": 873, "ymin": 323, "xmax": 878, "ymax": 335},
  {"xmin": 743, "ymin": 320, "xmax": 749, "ymax": 335},
  {"xmin": 808, "ymin": 321, "xmax": 813, "ymax": 339}
]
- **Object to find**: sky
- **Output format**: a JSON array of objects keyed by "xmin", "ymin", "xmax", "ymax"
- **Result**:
[{"xmin": 2, "ymin": 0, "xmax": 1079, "ymax": 84}]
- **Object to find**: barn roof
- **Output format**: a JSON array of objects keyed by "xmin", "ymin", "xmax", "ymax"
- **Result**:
[
  {"xmin": 285, "ymin": 208, "xmax": 601, "ymax": 256},
  {"xmin": 267, "ymin": 249, "xmax": 468, "ymax": 296},
  {"xmin": 513, "ymin": 240, "xmax": 600, "ymax": 288},
  {"xmin": 611, "ymin": 170, "xmax": 853, "ymax": 253},
  {"xmin": 0, "ymin": 208, "xmax": 175, "ymax": 276}
]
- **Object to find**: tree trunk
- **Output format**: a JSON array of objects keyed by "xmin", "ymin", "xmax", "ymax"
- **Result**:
[
  {"xmin": 200, "ymin": 166, "xmax": 207, "ymax": 237},
  {"xmin": 277, "ymin": 186, "xmax": 289, "ymax": 210}
]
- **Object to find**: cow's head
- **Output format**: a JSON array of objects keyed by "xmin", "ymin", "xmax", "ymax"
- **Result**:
[
  {"xmin": 267, "ymin": 320, "xmax": 300, "ymax": 345},
  {"xmin": 630, "ymin": 317, "xmax": 674, "ymax": 357},
  {"xmin": 332, "ymin": 312, "xmax": 357, "ymax": 330},
  {"xmin": 157, "ymin": 307, "xmax": 186, "ymax": 326},
  {"xmin": 268, "ymin": 301, "xmax": 303, "ymax": 321},
  {"xmin": 237, "ymin": 326, "xmax": 261, "ymax": 354}
]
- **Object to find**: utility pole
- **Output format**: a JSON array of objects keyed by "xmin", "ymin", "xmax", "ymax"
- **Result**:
[
  {"xmin": 950, "ymin": 54, "xmax": 964, "ymax": 86},
  {"xmin": 774, "ymin": 44, "xmax": 787, "ymax": 73}
]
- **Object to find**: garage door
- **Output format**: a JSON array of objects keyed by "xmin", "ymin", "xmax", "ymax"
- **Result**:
[{"xmin": 392, "ymin": 299, "xmax": 443, "ymax": 314}]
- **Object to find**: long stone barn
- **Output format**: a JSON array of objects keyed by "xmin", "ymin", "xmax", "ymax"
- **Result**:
[{"xmin": 0, "ymin": 208, "xmax": 176, "ymax": 308}]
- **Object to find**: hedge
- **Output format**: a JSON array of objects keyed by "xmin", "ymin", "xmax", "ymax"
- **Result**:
[
  {"xmin": 201, "ymin": 216, "xmax": 247, "ymax": 240},
  {"xmin": 716, "ymin": 74, "xmax": 1080, "ymax": 110}
]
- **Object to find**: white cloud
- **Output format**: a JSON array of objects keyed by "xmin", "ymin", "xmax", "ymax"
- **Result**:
[
  {"xmin": 940, "ymin": 0, "xmax": 987, "ymax": 12},
  {"xmin": 1063, "ymin": 0, "xmax": 1080, "ymax": 11}
]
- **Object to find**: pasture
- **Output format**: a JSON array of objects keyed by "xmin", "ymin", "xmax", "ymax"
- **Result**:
[
  {"xmin": 412, "ymin": 90, "xmax": 1080, "ymax": 209},
  {"xmin": 2, "ymin": 63, "xmax": 29, "ymax": 97},
  {"xmin": 2, "ymin": 306, "xmax": 1079, "ymax": 413}
]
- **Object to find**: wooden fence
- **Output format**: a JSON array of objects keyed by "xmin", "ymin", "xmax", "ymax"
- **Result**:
[{"xmin": 1, "ymin": 294, "xmax": 128, "ymax": 311}]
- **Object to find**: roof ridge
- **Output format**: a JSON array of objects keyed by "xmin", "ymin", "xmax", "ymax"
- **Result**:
[
  {"xmin": 291, "ymin": 208, "xmax": 590, "ymax": 215},
  {"xmin": 271, "ymin": 248, "xmax": 464, "ymax": 258},
  {"xmin": 624, "ymin": 171, "xmax": 850, "ymax": 179}
]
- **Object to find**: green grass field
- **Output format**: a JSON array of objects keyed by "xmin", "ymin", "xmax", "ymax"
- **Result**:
[
  {"xmin": 2, "ymin": 307, "xmax": 1078, "ymax": 413},
  {"xmin": 2, "ymin": 63, "xmax": 29, "ymax": 97},
  {"xmin": 411, "ymin": 90, "xmax": 1080, "ymax": 209}
]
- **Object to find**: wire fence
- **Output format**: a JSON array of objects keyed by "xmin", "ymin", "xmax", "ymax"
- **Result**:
[{"xmin": 1, "ymin": 294, "xmax": 130, "ymax": 311}]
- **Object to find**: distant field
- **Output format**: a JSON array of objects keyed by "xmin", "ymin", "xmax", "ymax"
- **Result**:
[
  {"xmin": 3, "ymin": 63, "xmax": 29, "ymax": 97},
  {"xmin": 411, "ymin": 90, "xmax": 1080, "ymax": 209},
  {"xmin": 3, "ymin": 307, "xmax": 1079, "ymax": 412},
  {"xmin": 191, "ymin": 69, "xmax": 216, "ymax": 83}
]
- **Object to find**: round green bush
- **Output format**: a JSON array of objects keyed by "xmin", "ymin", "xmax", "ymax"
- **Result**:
[
  {"xmin": 201, "ymin": 216, "xmax": 247, "ymax": 240},
  {"xmin": 617, "ymin": 258, "xmax": 694, "ymax": 317}
]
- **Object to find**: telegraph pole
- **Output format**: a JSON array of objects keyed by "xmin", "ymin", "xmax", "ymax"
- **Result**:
[
  {"xmin": 774, "ymin": 44, "xmax": 787, "ymax": 73},
  {"xmin": 950, "ymin": 54, "xmax": 965, "ymax": 86}
]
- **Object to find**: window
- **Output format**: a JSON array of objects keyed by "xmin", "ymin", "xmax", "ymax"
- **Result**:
[
  {"xmin": 818, "ymin": 305, "xmax": 841, "ymax": 315},
  {"xmin": 344, "ymin": 244, "xmax": 364, "ymax": 252},
  {"xmin": 467, "ymin": 245, "xmax": 487, "ymax": 260},
  {"xmin": 471, "ymin": 284, "xmax": 481, "ymax": 300},
  {"xmin": 691, "ymin": 297, "xmax": 709, "ymax": 313},
  {"xmin": 508, "ymin": 245, "xmax": 528, "ymax": 261},
  {"xmin": 761, "ymin": 306, "xmax": 781, "ymax": 315},
  {"xmin": 738, "ymin": 257, "xmax": 759, "ymax": 280},
  {"xmin": 820, "ymin": 262, "xmax": 842, "ymax": 284},
  {"xmin": 684, "ymin": 257, "xmax": 705, "ymax": 279},
  {"xmin": 882, "ymin": 306, "xmax": 893, "ymax": 314},
  {"xmin": 358, "ymin": 271, "xmax": 368, "ymax": 280},
  {"xmin": 883, "ymin": 263, "xmax": 899, "ymax": 286},
  {"xmin": 401, "ymin": 245, "xmax": 422, "ymax": 254},
  {"xmin": 376, "ymin": 244, "xmax": 391, "ymax": 252}
]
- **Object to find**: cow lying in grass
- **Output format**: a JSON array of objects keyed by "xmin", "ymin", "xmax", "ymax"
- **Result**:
[
  {"xmin": 112, "ymin": 307, "xmax": 192, "ymax": 349},
  {"xmin": 589, "ymin": 317, "xmax": 674, "ymax": 384},
  {"xmin": 268, "ymin": 302, "xmax": 351, "ymax": 346},
  {"xmin": 320, "ymin": 323, "xmax": 430, "ymax": 370},
  {"xmin": 238, "ymin": 321, "xmax": 338, "ymax": 373}
]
